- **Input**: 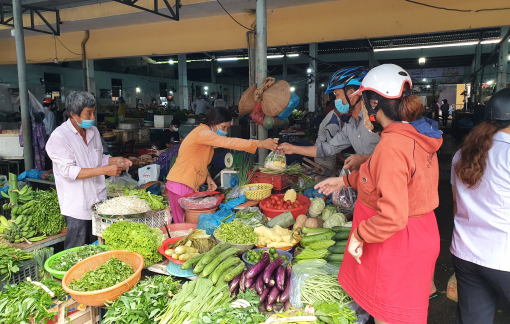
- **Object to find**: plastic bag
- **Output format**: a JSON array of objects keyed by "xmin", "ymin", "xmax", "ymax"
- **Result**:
[
  {"xmin": 347, "ymin": 301, "xmax": 370, "ymax": 324},
  {"xmin": 264, "ymin": 149, "xmax": 287, "ymax": 172},
  {"xmin": 138, "ymin": 164, "xmax": 160, "ymax": 186},
  {"xmin": 447, "ymin": 274, "xmax": 458, "ymax": 302},
  {"xmin": 234, "ymin": 207, "xmax": 265, "ymax": 227},
  {"xmin": 106, "ymin": 173, "xmax": 139, "ymax": 194},
  {"xmin": 332, "ymin": 169, "xmax": 357, "ymax": 209},
  {"xmin": 263, "ymin": 116, "xmax": 289, "ymax": 130},
  {"xmin": 278, "ymin": 92, "xmax": 300, "ymax": 120},
  {"xmin": 178, "ymin": 193, "xmax": 222, "ymax": 210},
  {"xmin": 197, "ymin": 195, "xmax": 246, "ymax": 235},
  {"xmin": 290, "ymin": 259, "xmax": 340, "ymax": 308},
  {"xmin": 250, "ymin": 102, "xmax": 265, "ymax": 125},
  {"xmin": 226, "ymin": 185, "xmax": 244, "ymax": 200}
]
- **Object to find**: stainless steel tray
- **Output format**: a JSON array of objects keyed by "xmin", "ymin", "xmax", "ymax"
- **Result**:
[{"xmin": 91, "ymin": 200, "xmax": 152, "ymax": 220}]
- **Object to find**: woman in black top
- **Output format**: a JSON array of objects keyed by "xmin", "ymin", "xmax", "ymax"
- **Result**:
[{"xmin": 160, "ymin": 119, "xmax": 181, "ymax": 149}]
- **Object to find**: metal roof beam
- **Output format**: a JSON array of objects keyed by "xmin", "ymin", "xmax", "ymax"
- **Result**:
[
  {"xmin": 111, "ymin": 0, "xmax": 180, "ymax": 21},
  {"xmin": 0, "ymin": 1, "xmax": 60, "ymax": 35}
]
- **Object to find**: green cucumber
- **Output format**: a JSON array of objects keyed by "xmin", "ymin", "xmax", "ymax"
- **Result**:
[
  {"xmin": 328, "ymin": 243, "xmax": 346, "ymax": 254},
  {"xmin": 211, "ymin": 256, "xmax": 241, "ymax": 284},
  {"xmin": 193, "ymin": 242, "xmax": 231, "ymax": 274},
  {"xmin": 181, "ymin": 253, "xmax": 205, "ymax": 270},
  {"xmin": 302, "ymin": 227, "xmax": 332, "ymax": 235},
  {"xmin": 300, "ymin": 231, "xmax": 335, "ymax": 246},
  {"xmin": 331, "ymin": 226, "xmax": 352, "ymax": 234},
  {"xmin": 332, "ymin": 232, "xmax": 350, "ymax": 241},
  {"xmin": 216, "ymin": 265, "xmax": 235, "ymax": 288},
  {"xmin": 202, "ymin": 248, "xmax": 239, "ymax": 277},
  {"xmin": 224, "ymin": 262, "xmax": 245, "ymax": 282},
  {"xmin": 327, "ymin": 253, "xmax": 344, "ymax": 263}
]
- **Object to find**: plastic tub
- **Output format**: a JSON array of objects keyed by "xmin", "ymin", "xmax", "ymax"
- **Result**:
[
  {"xmin": 166, "ymin": 223, "xmax": 197, "ymax": 237},
  {"xmin": 158, "ymin": 236, "xmax": 187, "ymax": 265},
  {"xmin": 184, "ymin": 207, "xmax": 218, "ymax": 224},
  {"xmin": 242, "ymin": 248, "xmax": 293, "ymax": 269},
  {"xmin": 44, "ymin": 245, "xmax": 108, "ymax": 280},
  {"xmin": 259, "ymin": 194, "xmax": 311, "ymax": 220},
  {"xmin": 166, "ymin": 260, "xmax": 196, "ymax": 278},
  {"xmin": 62, "ymin": 250, "xmax": 144, "ymax": 307}
]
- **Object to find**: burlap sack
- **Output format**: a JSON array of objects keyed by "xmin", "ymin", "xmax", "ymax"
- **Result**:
[
  {"xmin": 254, "ymin": 77, "xmax": 275, "ymax": 102},
  {"xmin": 261, "ymin": 80, "xmax": 291, "ymax": 117},
  {"xmin": 239, "ymin": 85, "xmax": 257, "ymax": 115}
]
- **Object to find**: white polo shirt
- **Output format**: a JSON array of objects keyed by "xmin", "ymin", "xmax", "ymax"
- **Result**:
[{"xmin": 450, "ymin": 131, "xmax": 510, "ymax": 272}]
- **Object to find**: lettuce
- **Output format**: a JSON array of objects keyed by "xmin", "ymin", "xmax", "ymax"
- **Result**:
[
  {"xmin": 308, "ymin": 197, "xmax": 326, "ymax": 218},
  {"xmin": 324, "ymin": 213, "xmax": 347, "ymax": 229},
  {"xmin": 321, "ymin": 205, "xmax": 337, "ymax": 221}
]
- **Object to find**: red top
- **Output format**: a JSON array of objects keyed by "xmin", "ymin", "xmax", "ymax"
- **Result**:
[{"xmin": 344, "ymin": 122, "xmax": 442, "ymax": 243}]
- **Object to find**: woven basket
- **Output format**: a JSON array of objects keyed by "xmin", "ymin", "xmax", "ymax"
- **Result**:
[
  {"xmin": 261, "ymin": 80, "xmax": 291, "ymax": 117},
  {"xmin": 241, "ymin": 183, "xmax": 273, "ymax": 201},
  {"xmin": 239, "ymin": 85, "xmax": 257, "ymax": 115}
]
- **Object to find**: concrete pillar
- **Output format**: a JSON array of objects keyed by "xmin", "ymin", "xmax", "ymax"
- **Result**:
[
  {"xmin": 472, "ymin": 43, "xmax": 482, "ymax": 103},
  {"xmin": 13, "ymin": 0, "xmax": 33, "ymax": 170},
  {"xmin": 256, "ymin": 0, "xmax": 268, "ymax": 164},
  {"xmin": 308, "ymin": 43, "xmax": 318, "ymax": 112},
  {"xmin": 282, "ymin": 53, "xmax": 287, "ymax": 81},
  {"xmin": 496, "ymin": 27, "xmax": 509, "ymax": 92},
  {"xmin": 178, "ymin": 54, "xmax": 189, "ymax": 110},
  {"xmin": 211, "ymin": 60, "xmax": 217, "ymax": 87},
  {"xmin": 86, "ymin": 59, "xmax": 95, "ymax": 96}
]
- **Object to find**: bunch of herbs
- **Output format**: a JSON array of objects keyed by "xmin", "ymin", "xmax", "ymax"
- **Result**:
[
  {"xmin": 314, "ymin": 300, "xmax": 357, "ymax": 324},
  {"xmin": 0, "ymin": 243, "xmax": 32, "ymax": 281},
  {"xmin": 68, "ymin": 257, "xmax": 134, "ymax": 292},
  {"xmin": 31, "ymin": 189, "xmax": 67, "ymax": 236},
  {"xmin": 50, "ymin": 245, "xmax": 107, "ymax": 272}
]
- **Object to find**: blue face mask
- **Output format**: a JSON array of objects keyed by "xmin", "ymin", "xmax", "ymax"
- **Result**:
[
  {"xmin": 213, "ymin": 127, "xmax": 227, "ymax": 137},
  {"xmin": 335, "ymin": 99, "xmax": 349, "ymax": 114},
  {"xmin": 74, "ymin": 117, "xmax": 94, "ymax": 129}
]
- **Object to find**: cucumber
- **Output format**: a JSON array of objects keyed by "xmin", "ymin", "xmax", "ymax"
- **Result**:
[
  {"xmin": 300, "ymin": 231, "xmax": 335, "ymax": 246},
  {"xmin": 202, "ymin": 248, "xmax": 239, "ymax": 277},
  {"xmin": 327, "ymin": 253, "xmax": 344, "ymax": 263},
  {"xmin": 328, "ymin": 261, "xmax": 342, "ymax": 268},
  {"xmin": 194, "ymin": 242, "xmax": 230, "ymax": 274},
  {"xmin": 216, "ymin": 266, "xmax": 235, "ymax": 288},
  {"xmin": 224, "ymin": 262, "xmax": 245, "ymax": 282},
  {"xmin": 328, "ymin": 243, "xmax": 346, "ymax": 254},
  {"xmin": 331, "ymin": 226, "xmax": 352, "ymax": 234},
  {"xmin": 302, "ymin": 227, "xmax": 332, "ymax": 235},
  {"xmin": 308, "ymin": 240, "xmax": 336, "ymax": 251},
  {"xmin": 332, "ymin": 232, "xmax": 350, "ymax": 241},
  {"xmin": 181, "ymin": 253, "xmax": 205, "ymax": 270},
  {"xmin": 211, "ymin": 256, "xmax": 241, "ymax": 284}
]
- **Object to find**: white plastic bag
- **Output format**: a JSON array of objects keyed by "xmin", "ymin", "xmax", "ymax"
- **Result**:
[
  {"xmin": 264, "ymin": 149, "xmax": 287, "ymax": 172},
  {"xmin": 138, "ymin": 164, "xmax": 160, "ymax": 186}
]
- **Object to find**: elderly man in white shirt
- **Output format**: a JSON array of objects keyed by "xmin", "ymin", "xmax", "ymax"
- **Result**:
[
  {"xmin": 450, "ymin": 88, "xmax": 510, "ymax": 324},
  {"xmin": 46, "ymin": 91, "xmax": 132, "ymax": 249}
]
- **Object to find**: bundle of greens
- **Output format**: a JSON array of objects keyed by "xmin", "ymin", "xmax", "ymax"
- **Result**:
[
  {"xmin": 194, "ymin": 290, "xmax": 268, "ymax": 324},
  {"xmin": 30, "ymin": 189, "xmax": 67, "ymax": 236},
  {"xmin": 215, "ymin": 220, "xmax": 258, "ymax": 245},
  {"xmin": 314, "ymin": 300, "xmax": 358, "ymax": 324},
  {"xmin": 157, "ymin": 277, "xmax": 232, "ymax": 324},
  {"xmin": 102, "ymin": 221, "xmax": 165, "ymax": 267},
  {"xmin": 68, "ymin": 257, "xmax": 134, "ymax": 292},
  {"xmin": 32, "ymin": 247, "xmax": 54, "ymax": 281},
  {"xmin": 124, "ymin": 189, "xmax": 166, "ymax": 210},
  {"xmin": 103, "ymin": 275, "xmax": 180, "ymax": 324},
  {"xmin": 50, "ymin": 245, "xmax": 108, "ymax": 272},
  {"xmin": 42, "ymin": 279, "xmax": 67, "ymax": 301},
  {"xmin": 0, "ymin": 243, "xmax": 32, "ymax": 281}
]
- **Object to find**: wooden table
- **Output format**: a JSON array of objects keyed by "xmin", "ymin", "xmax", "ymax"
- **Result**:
[{"xmin": 9, "ymin": 232, "xmax": 66, "ymax": 252}]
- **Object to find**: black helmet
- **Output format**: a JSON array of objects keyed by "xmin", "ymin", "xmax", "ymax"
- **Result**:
[{"xmin": 486, "ymin": 88, "xmax": 510, "ymax": 121}]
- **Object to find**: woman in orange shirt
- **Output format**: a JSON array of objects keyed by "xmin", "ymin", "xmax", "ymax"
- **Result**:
[
  {"xmin": 316, "ymin": 64, "xmax": 443, "ymax": 324},
  {"xmin": 166, "ymin": 107, "xmax": 278, "ymax": 223}
]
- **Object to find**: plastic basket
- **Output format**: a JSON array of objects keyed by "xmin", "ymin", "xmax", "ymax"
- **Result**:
[
  {"xmin": 248, "ymin": 171, "xmax": 299, "ymax": 190},
  {"xmin": 241, "ymin": 183, "xmax": 273, "ymax": 201},
  {"xmin": 259, "ymin": 194, "xmax": 311, "ymax": 220},
  {"xmin": 62, "ymin": 250, "xmax": 144, "ymax": 307},
  {"xmin": 92, "ymin": 209, "xmax": 169, "ymax": 237},
  {"xmin": 166, "ymin": 223, "xmax": 197, "ymax": 238},
  {"xmin": 0, "ymin": 258, "xmax": 38, "ymax": 291},
  {"xmin": 44, "ymin": 246, "xmax": 108, "ymax": 280},
  {"xmin": 158, "ymin": 236, "xmax": 187, "ymax": 264},
  {"xmin": 166, "ymin": 259, "xmax": 196, "ymax": 278}
]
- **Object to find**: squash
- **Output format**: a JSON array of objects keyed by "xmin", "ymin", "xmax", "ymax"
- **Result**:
[
  {"xmin": 293, "ymin": 214, "xmax": 308, "ymax": 230},
  {"xmin": 304, "ymin": 217, "xmax": 320, "ymax": 229}
]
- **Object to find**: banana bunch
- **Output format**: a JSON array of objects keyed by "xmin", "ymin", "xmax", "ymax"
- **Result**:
[
  {"xmin": 1, "ymin": 186, "xmax": 34, "ymax": 213},
  {"xmin": 0, "ymin": 215, "xmax": 45, "ymax": 243}
]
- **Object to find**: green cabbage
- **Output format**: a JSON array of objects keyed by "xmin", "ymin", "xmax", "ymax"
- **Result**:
[
  {"xmin": 308, "ymin": 197, "xmax": 326, "ymax": 218},
  {"xmin": 324, "ymin": 213, "xmax": 347, "ymax": 229},
  {"xmin": 321, "ymin": 205, "xmax": 337, "ymax": 221}
]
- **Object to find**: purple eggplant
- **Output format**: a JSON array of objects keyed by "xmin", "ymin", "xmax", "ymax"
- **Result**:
[
  {"xmin": 263, "ymin": 257, "xmax": 285, "ymax": 284},
  {"xmin": 267, "ymin": 286, "xmax": 280, "ymax": 305},
  {"xmin": 260, "ymin": 287, "xmax": 269, "ymax": 303},
  {"xmin": 276, "ymin": 265, "xmax": 285, "ymax": 291},
  {"xmin": 268, "ymin": 278, "xmax": 275, "ymax": 287},
  {"xmin": 229, "ymin": 273, "xmax": 242, "ymax": 293},
  {"xmin": 265, "ymin": 299, "xmax": 274, "ymax": 312},
  {"xmin": 244, "ymin": 252, "xmax": 270, "ymax": 279},
  {"xmin": 231, "ymin": 286, "xmax": 239, "ymax": 298},
  {"xmin": 240, "ymin": 271, "xmax": 246, "ymax": 293},
  {"xmin": 279, "ymin": 265, "xmax": 292, "ymax": 303},
  {"xmin": 254, "ymin": 273, "xmax": 265, "ymax": 294},
  {"xmin": 284, "ymin": 300, "xmax": 291, "ymax": 311},
  {"xmin": 245, "ymin": 276, "xmax": 256, "ymax": 289}
]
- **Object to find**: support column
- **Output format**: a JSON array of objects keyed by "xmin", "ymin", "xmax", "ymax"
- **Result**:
[
  {"xmin": 248, "ymin": 31, "xmax": 257, "ymax": 86},
  {"xmin": 256, "ymin": 0, "xmax": 268, "ymax": 164},
  {"xmin": 308, "ymin": 43, "xmax": 318, "ymax": 112},
  {"xmin": 211, "ymin": 60, "xmax": 217, "ymax": 87},
  {"xmin": 178, "ymin": 54, "xmax": 189, "ymax": 110},
  {"xmin": 86, "ymin": 59, "xmax": 95, "ymax": 96},
  {"xmin": 369, "ymin": 52, "xmax": 379, "ymax": 68},
  {"xmin": 473, "ymin": 43, "xmax": 482, "ymax": 103},
  {"xmin": 496, "ymin": 27, "xmax": 509, "ymax": 92},
  {"xmin": 282, "ymin": 53, "xmax": 287, "ymax": 81},
  {"xmin": 13, "ymin": 0, "xmax": 33, "ymax": 171}
]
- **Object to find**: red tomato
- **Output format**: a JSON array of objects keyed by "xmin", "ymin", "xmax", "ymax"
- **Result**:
[
  {"xmin": 294, "ymin": 201, "xmax": 301, "ymax": 207},
  {"xmin": 287, "ymin": 205, "xmax": 293, "ymax": 209},
  {"xmin": 271, "ymin": 199, "xmax": 276, "ymax": 205},
  {"xmin": 285, "ymin": 200, "xmax": 291, "ymax": 205}
]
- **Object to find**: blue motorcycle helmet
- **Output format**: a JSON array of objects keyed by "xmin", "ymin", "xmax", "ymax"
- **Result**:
[{"xmin": 325, "ymin": 66, "xmax": 368, "ymax": 120}]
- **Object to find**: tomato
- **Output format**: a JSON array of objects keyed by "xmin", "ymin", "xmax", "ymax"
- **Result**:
[
  {"xmin": 271, "ymin": 199, "xmax": 276, "ymax": 205},
  {"xmin": 285, "ymin": 200, "xmax": 291, "ymax": 205},
  {"xmin": 294, "ymin": 201, "xmax": 301, "ymax": 207},
  {"xmin": 287, "ymin": 205, "xmax": 292, "ymax": 209}
]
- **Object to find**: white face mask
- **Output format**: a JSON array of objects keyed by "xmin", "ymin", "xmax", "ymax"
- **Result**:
[{"xmin": 172, "ymin": 127, "xmax": 179, "ymax": 132}]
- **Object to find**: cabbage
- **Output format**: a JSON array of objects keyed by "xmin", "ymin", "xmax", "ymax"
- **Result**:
[
  {"xmin": 324, "ymin": 213, "xmax": 347, "ymax": 228},
  {"xmin": 321, "ymin": 205, "xmax": 337, "ymax": 221},
  {"xmin": 308, "ymin": 197, "xmax": 326, "ymax": 218}
]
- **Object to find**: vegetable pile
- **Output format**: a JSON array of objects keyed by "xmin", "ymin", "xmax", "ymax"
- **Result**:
[
  {"xmin": 0, "ymin": 243, "xmax": 32, "ymax": 281},
  {"xmin": 32, "ymin": 247, "xmax": 54, "ymax": 280},
  {"xmin": 102, "ymin": 221, "xmax": 165, "ymax": 267},
  {"xmin": 215, "ymin": 220, "xmax": 258, "ymax": 245},
  {"xmin": 50, "ymin": 244, "xmax": 108, "ymax": 272},
  {"xmin": 234, "ymin": 208, "xmax": 265, "ymax": 227},
  {"xmin": 124, "ymin": 188, "xmax": 166, "ymax": 210},
  {"xmin": 255, "ymin": 225, "xmax": 299, "ymax": 249},
  {"xmin": 96, "ymin": 196, "xmax": 151, "ymax": 215},
  {"xmin": 166, "ymin": 229, "xmax": 217, "ymax": 254},
  {"xmin": 103, "ymin": 275, "xmax": 180, "ymax": 324},
  {"xmin": 297, "ymin": 226, "xmax": 351, "ymax": 268},
  {"xmin": 245, "ymin": 247, "xmax": 289, "ymax": 264},
  {"xmin": 68, "ymin": 257, "xmax": 134, "ymax": 292}
]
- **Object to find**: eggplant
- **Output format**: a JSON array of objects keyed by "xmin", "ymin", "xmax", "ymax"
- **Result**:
[
  {"xmin": 245, "ymin": 276, "xmax": 256, "ymax": 289},
  {"xmin": 231, "ymin": 286, "xmax": 240, "ymax": 298},
  {"xmin": 260, "ymin": 287, "xmax": 269, "ymax": 303},
  {"xmin": 276, "ymin": 265, "xmax": 285, "ymax": 291},
  {"xmin": 267, "ymin": 286, "xmax": 280, "ymax": 305},
  {"xmin": 279, "ymin": 265, "xmax": 292, "ymax": 303},
  {"xmin": 268, "ymin": 278, "xmax": 275, "ymax": 287},
  {"xmin": 229, "ymin": 273, "xmax": 242, "ymax": 293},
  {"xmin": 284, "ymin": 300, "xmax": 291, "ymax": 311},
  {"xmin": 254, "ymin": 273, "xmax": 265, "ymax": 294},
  {"xmin": 263, "ymin": 257, "xmax": 285, "ymax": 284},
  {"xmin": 240, "ymin": 271, "xmax": 246, "ymax": 293},
  {"xmin": 265, "ymin": 299, "xmax": 274, "ymax": 312},
  {"xmin": 244, "ymin": 252, "xmax": 270, "ymax": 279}
]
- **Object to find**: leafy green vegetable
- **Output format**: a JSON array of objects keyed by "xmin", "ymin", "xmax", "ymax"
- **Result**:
[
  {"xmin": 68, "ymin": 257, "xmax": 134, "ymax": 292},
  {"xmin": 124, "ymin": 189, "xmax": 167, "ymax": 210},
  {"xmin": 102, "ymin": 221, "xmax": 164, "ymax": 267},
  {"xmin": 215, "ymin": 220, "xmax": 258, "ymax": 245},
  {"xmin": 309, "ymin": 197, "xmax": 326, "ymax": 217},
  {"xmin": 30, "ymin": 189, "xmax": 67, "ymax": 236},
  {"xmin": 323, "ymin": 213, "xmax": 347, "ymax": 229},
  {"xmin": 313, "ymin": 300, "xmax": 357, "ymax": 324},
  {"xmin": 0, "ymin": 243, "xmax": 32, "ymax": 281},
  {"xmin": 50, "ymin": 245, "xmax": 108, "ymax": 272},
  {"xmin": 32, "ymin": 247, "xmax": 54, "ymax": 280},
  {"xmin": 103, "ymin": 275, "xmax": 180, "ymax": 324},
  {"xmin": 41, "ymin": 279, "xmax": 67, "ymax": 301}
]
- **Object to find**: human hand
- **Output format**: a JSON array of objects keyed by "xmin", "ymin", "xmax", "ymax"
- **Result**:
[
  {"xmin": 348, "ymin": 232, "xmax": 363, "ymax": 264},
  {"xmin": 206, "ymin": 177, "xmax": 217, "ymax": 191},
  {"xmin": 343, "ymin": 154, "xmax": 370, "ymax": 171},
  {"xmin": 259, "ymin": 138, "xmax": 279, "ymax": 151},
  {"xmin": 314, "ymin": 176, "xmax": 345, "ymax": 195},
  {"xmin": 103, "ymin": 164, "xmax": 126, "ymax": 177},
  {"xmin": 278, "ymin": 142, "xmax": 296, "ymax": 155},
  {"xmin": 109, "ymin": 157, "xmax": 133, "ymax": 168},
  {"xmin": 166, "ymin": 143, "xmax": 173, "ymax": 148}
]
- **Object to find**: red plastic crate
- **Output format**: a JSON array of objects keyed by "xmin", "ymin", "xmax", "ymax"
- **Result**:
[{"xmin": 248, "ymin": 171, "xmax": 298, "ymax": 190}]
